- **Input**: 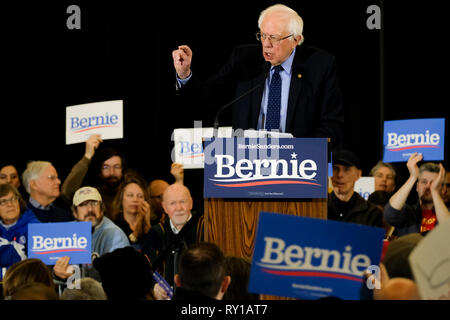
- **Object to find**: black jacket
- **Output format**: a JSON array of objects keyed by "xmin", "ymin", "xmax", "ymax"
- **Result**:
[
  {"xmin": 176, "ymin": 44, "xmax": 344, "ymax": 151},
  {"xmin": 142, "ymin": 212, "xmax": 204, "ymax": 286},
  {"xmin": 328, "ymin": 192, "xmax": 383, "ymax": 228}
]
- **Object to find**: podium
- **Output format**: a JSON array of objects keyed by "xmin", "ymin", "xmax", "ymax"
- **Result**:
[
  {"xmin": 202, "ymin": 136, "xmax": 329, "ymax": 256},
  {"xmin": 204, "ymin": 197, "xmax": 327, "ymax": 258}
]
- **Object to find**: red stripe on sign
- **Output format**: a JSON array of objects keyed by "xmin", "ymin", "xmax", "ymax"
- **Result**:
[
  {"xmin": 215, "ymin": 180, "xmax": 321, "ymax": 188},
  {"xmin": 34, "ymin": 249, "xmax": 88, "ymax": 255},
  {"xmin": 74, "ymin": 125, "xmax": 117, "ymax": 133},
  {"xmin": 388, "ymin": 145, "xmax": 439, "ymax": 151},
  {"xmin": 261, "ymin": 268, "xmax": 363, "ymax": 283}
]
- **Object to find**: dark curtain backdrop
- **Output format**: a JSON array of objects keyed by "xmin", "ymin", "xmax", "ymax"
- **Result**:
[{"xmin": 3, "ymin": 1, "xmax": 448, "ymax": 206}]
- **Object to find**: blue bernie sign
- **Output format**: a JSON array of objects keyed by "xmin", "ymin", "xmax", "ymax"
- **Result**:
[
  {"xmin": 203, "ymin": 138, "xmax": 328, "ymax": 199},
  {"xmin": 383, "ymin": 118, "xmax": 445, "ymax": 162},
  {"xmin": 248, "ymin": 212, "xmax": 385, "ymax": 300},
  {"xmin": 28, "ymin": 222, "xmax": 92, "ymax": 265}
]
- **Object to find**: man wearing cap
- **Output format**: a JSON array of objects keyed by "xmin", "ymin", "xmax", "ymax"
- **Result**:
[
  {"xmin": 328, "ymin": 149, "xmax": 383, "ymax": 228},
  {"xmin": 53, "ymin": 186, "xmax": 130, "ymax": 282},
  {"xmin": 72, "ymin": 186, "xmax": 129, "ymax": 256}
]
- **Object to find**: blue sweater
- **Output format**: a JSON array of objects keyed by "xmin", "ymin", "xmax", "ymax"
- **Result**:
[{"xmin": 0, "ymin": 209, "xmax": 41, "ymax": 269}]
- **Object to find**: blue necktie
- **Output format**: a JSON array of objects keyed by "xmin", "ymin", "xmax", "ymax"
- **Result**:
[{"xmin": 265, "ymin": 65, "xmax": 283, "ymax": 131}]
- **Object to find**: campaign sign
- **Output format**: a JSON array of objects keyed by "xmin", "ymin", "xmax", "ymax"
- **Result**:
[
  {"xmin": 248, "ymin": 212, "xmax": 385, "ymax": 300},
  {"xmin": 172, "ymin": 126, "xmax": 232, "ymax": 169},
  {"xmin": 383, "ymin": 118, "xmax": 445, "ymax": 162},
  {"xmin": 203, "ymin": 138, "xmax": 327, "ymax": 199},
  {"xmin": 66, "ymin": 100, "xmax": 123, "ymax": 145},
  {"xmin": 354, "ymin": 177, "xmax": 375, "ymax": 200},
  {"xmin": 28, "ymin": 222, "xmax": 92, "ymax": 265}
]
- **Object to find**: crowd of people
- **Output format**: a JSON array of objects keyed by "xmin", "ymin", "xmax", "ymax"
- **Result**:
[
  {"xmin": 1, "ymin": 3, "xmax": 449, "ymax": 302},
  {"xmin": 0, "ymin": 132, "xmax": 448, "ymax": 301}
]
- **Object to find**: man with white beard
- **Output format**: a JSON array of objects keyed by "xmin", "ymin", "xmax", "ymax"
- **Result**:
[{"xmin": 142, "ymin": 184, "xmax": 204, "ymax": 300}]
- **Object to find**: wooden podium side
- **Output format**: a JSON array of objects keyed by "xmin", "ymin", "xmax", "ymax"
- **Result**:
[
  {"xmin": 204, "ymin": 198, "xmax": 327, "ymax": 259},
  {"xmin": 204, "ymin": 197, "xmax": 327, "ymax": 300}
]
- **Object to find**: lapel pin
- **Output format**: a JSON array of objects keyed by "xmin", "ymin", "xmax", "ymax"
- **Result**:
[{"xmin": 297, "ymin": 74, "xmax": 302, "ymax": 78}]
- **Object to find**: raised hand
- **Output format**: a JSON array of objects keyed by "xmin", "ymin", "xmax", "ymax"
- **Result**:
[
  {"xmin": 84, "ymin": 134, "xmax": 103, "ymax": 160},
  {"xmin": 172, "ymin": 45, "xmax": 192, "ymax": 80},
  {"xmin": 406, "ymin": 152, "xmax": 423, "ymax": 180}
]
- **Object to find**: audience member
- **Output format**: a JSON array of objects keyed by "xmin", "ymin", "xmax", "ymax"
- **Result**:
[
  {"xmin": 61, "ymin": 277, "xmax": 107, "ymax": 300},
  {"xmin": 368, "ymin": 190, "xmax": 395, "ymax": 239},
  {"xmin": 328, "ymin": 149, "xmax": 383, "ymax": 228},
  {"xmin": 223, "ymin": 256, "xmax": 259, "ymax": 300},
  {"xmin": 2, "ymin": 258, "xmax": 55, "ymax": 299},
  {"xmin": 93, "ymin": 246, "xmax": 153, "ymax": 300},
  {"xmin": 11, "ymin": 282, "xmax": 60, "ymax": 300},
  {"xmin": 173, "ymin": 242, "xmax": 230, "ymax": 300},
  {"xmin": 0, "ymin": 163, "xmax": 21, "ymax": 190},
  {"xmin": 142, "ymin": 183, "xmax": 204, "ymax": 299},
  {"xmin": 0, "ymin": 161, "xmax": 28, "ymax": 201},
  {"xmin": 53, "ymin": 186, "xmax": 129, "ymax": 281},
  {"xmin": 384, "ymin": 153, "xmax": 449, "ymax": 236},
  {"xmin": 370, "ymin": 161, "xmax": 397, "ymax": 193},
  {"xmin": 61, "ymin": 134, "xmax": 126, "ymax": 218},
  {"xmin": 148, "ymin": 162, "xmax": 185, "ymax": 226},
  {"xmin": 381, "ymin": 232, "xmax": 423, "ymax": 280},
  {"xmin": 368, "ymin": 190, "xmax": 391, "ymax": 211},
  {"xmin": 0, "ymin": 184, "xmax": 40, "ymax": 271},
  {"xmin": 112, "ymin": 176, "xmax": 151, "ymax": 250},
  {"xmin": 21, "ymin": 161, "xmax": 73, "ymax": 222},
  {"xmin": 72, "ymin": 186, "xmax": 130, "ymax": 256},
  {"xmin": 148, "ymin": 179, "xmax": 168, "ymax": 226},
  {"xmin": 373, "ymin": 263, "xmax": 420, "ymax": 300}
]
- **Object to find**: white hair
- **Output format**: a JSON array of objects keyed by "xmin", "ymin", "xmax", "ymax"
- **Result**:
[
  {"xmin": 258, "ymin": 4, "xmax": 305, "ymax": 45},
  {"xmin": 21, "ymin": 161, "xmax": 52, "ymax": 194}
]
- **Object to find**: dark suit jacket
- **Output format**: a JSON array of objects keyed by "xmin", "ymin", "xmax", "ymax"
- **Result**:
[{"xmin": 176, "ymin": 44, "xmax": 344, "ymax": 150}]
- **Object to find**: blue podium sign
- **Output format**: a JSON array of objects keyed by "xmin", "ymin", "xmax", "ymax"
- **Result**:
[
  {"xmin": 248, "ymin": 212, "xmax": 384, "ymax": 300},
  {"xmin": 383, "ymin": 118, "xmax": 445, "ymax": 162},
  {"xmin": 203, "ymin": 138, "xmax": 328, "ymax": 198},
  {"xmin": 28, "ymin": 222, "xmax": 92, "ymax": 265}
]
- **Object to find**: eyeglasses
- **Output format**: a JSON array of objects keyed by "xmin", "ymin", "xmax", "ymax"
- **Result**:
[
  {"xmin": 0, "ymin": 196, "xmax": 19, "ymax": 206},
  {"xmin": 256, "ymin": 32, "xmax": 294, "ymax": 44},
  {"xmin": 78, "ymin": 200, "xmax": 101, "ymax": 208},
  {"xmin": 47, "ymin": 175, "xmax": 59, "ymax": 181},
  {"xmin": 102, "ymin": 164, "xmax": 122, "ymax": 171}
]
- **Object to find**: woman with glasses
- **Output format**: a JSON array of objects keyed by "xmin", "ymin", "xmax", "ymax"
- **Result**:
[
  {"xmin": 0, "ymin": 184, "xmax": 40, "ymax": 274},
  {"xmin": 111, "ymin": 176, "xmax": 151, "ymax": 250}
]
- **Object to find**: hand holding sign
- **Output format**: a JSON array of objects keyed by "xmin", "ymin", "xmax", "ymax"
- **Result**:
[
  {"xmin": 171, "ymin": 163, "xmax": 184, "ymax": 184},
  {"xmin": 54, "ymin": 256, "xmax": 75, "ymax": 279},
  {"xmin": 383, "ymin": 118, "xmax": 445, "ymax": 162},
  {"xmin": 84, "ymin": 134, "xmax": 103, "ymax": 160},
  {"xmin": 66, "ymin": 100, "xmax": 123, "ymax": 145}
]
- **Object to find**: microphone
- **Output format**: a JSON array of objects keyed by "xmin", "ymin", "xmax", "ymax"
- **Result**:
[{"xmin": 213, "ymin": 62, "xmax": 271, "ymax": 136}]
